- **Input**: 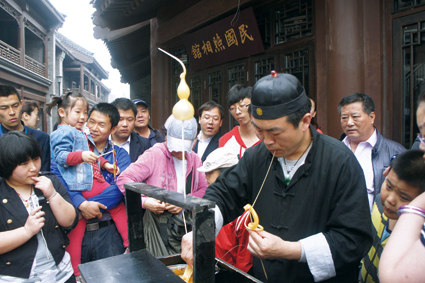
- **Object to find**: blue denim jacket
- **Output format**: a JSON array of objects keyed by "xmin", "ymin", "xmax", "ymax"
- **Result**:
[{"xmin": 50, "ymin": 125, "xmax": 94, "ymax": 191}]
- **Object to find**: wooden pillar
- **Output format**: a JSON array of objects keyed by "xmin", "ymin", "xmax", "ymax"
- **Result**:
[
  {"xmin": 80, "ymin": 65, "xmax": 84, "ymax": 94},
  {"xmin": 316, "ymin": 0, "xmax": 383, "ymax": 138},
  {"xmin": 19, "ymin": 15, "xmax": 25, "ymax": 66},
  {"xmin": 326, "ymin": 0, "xmax": 364, "ymax": 138},
  {"xmin": 150, "ymin": 18, "xmax": 171, "ymax": 129}
]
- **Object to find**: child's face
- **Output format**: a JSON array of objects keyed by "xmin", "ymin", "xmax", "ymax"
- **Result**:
[
  {"xmin": 8, "ymin": 157, "xmax": 41, "ymax": 186},
  {"xmin": 380, "ymin": 169, "xmax": 422, "ymax": 220},
  {"xmin": 63, "ymin": 99, "xmax": 88, "ymax": 130}
]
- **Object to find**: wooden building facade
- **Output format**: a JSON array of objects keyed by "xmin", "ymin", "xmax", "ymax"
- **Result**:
[{"xmin": 92, "ymin": 0, "xmax": 425, "ymax": 148}]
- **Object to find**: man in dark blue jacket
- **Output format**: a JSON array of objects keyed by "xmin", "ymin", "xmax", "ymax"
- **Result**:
[
  {"xmin": 111, "ymin": 98, "xmax": 150, "ymax": 162},
  {"xmin": 133, "ymin": 99, "xmax": 165, "ymax": 146},
  {"xmin": 0, "ymin": 85, "xmax": 50, "ymax": 171}
]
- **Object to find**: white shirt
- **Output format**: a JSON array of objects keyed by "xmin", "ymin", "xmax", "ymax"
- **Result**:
[
  {"xmin": 110, "ymin": 135, "xmax": 131, "ymax": 155},
  {"xmin": 196, "ymin": 132, "xmax": 212, "ymax": 159},
  {"xmin": 342, "ymin": 130, "xmax": 377, "ymax": 211},
  {"xmin": 172, "ymin": 156, "xmax": 187, "ymax": 194}
]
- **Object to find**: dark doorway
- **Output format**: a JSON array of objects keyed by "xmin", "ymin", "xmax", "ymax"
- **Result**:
[{"xmin": 393, "ymin": 10, "xmax": 425, "ymax": 148}]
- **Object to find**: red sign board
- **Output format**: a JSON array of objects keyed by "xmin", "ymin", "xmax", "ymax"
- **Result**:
[{"xmin": 185, "ymin": 7, "xmax": 264, "ymax": 70}]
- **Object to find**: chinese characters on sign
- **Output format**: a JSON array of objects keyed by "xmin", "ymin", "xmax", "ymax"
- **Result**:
[{"xmin": 185, "ymin": 7, "xmax": 264, "ymax": 70}]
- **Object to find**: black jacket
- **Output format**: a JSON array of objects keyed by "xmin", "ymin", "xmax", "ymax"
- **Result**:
[
  {"xmin": 411, "ymin": 136, "xmax": 420, "ymax": 150},
  {"xmin": 193, "ymin": 132, "xmax": 223, "ymax": 162},
  {"xmin": 0, "ymin": 123, "xmax": 51, "ymax": 172},
  {"xmin": 0, "ymin": 173, "xmax": 78, "ymax": 278},
  {"xmin": 129, "ymin": 131, "xmax": 151, "ymax": 162},
  {"xmin": 205, "ymin": 126, "xmax": 373, "ymax": 282},
  {"xmin": 371, "ymin": 130, "xmax": 406, "ymax": 196}
]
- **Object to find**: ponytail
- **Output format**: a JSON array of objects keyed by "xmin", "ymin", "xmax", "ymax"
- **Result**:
[{"xmin": 46, "ymin": 91, "xmax": 88, "ymax": 116}]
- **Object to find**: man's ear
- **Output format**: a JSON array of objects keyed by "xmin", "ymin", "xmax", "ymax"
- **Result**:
[
  {"xmin": 301, "ymin": 113, "xmax": 312, "ymax": 131},
  {"xmin": 110, "ymin": 125, "xmax": 118, "ymax": 134},
  {"xmin": 369, "ymin": 111, "xmax": 376, "ymax": 124}
]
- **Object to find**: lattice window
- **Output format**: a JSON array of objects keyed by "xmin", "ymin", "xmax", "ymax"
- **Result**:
[
  {"xmin": 394, "ymin": 0, "xmax": 425, "ymax": 13},
  {"xmin": 274, "ymin": 0, "xmax": 313, "ymax": 45},
  {"xmin": 227, "ymin": 64, "xmax": 247, "ymax": 89},
  {"xmin": 208, "ymin": 70, "xmax": 222, "ymax": 105},
  {"xmin": 284, "ymin": 49, "xmax": 309, "ymax": 94},
  {"xmin": 254, "ymin": 57, "xmax": 275, "ymax": 82},
  {"xmin": 190, "ymin": 75, "xmax": 202, "ymax": 115},
  {"xmin": 401, "ymin": 20, "xmax": 425, "ymax": 146},
  {"xmin": 256, "ymin": 9, "xmax": 272, "ymax": 48}
]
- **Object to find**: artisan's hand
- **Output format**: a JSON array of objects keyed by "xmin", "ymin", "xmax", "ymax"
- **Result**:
[
  {"xmin": 181, "ymin": 231, "xmax": 194, "ymax": 267},
  {"xmin": 24, "ymin": 206, "xmax": 45, "ymax": 236},
  {"xmin": 31, "ymin": 176, "xmax": 55, "ymax": 199},
  {"xmin": 144, "ymin": 198, "xmax": 166, "ymax": 214},
  {"xmin": 79, "ymin": 200, "xmax": 106, "ymax": 219},
  {"xmin": 165, "ymin": 203, "xmax": 183, "ymax": 214},
  {"xmin": 82, "ymin": 151, "xmax": 98, "ymax": 164},
  {"xmin": 103, "ymin": 162, "xmax": 120, "ymax": 175},
  {"xmin": 247, "ymin": 229, "xmax": 301, "ymax": 260}
]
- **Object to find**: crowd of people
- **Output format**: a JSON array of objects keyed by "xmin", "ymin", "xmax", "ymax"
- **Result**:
[{"xmin": 0, "ymin": 72, "xmax": 424, "ymax": 282}]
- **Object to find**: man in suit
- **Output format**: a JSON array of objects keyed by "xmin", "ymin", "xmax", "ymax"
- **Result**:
[
  {"xmin": 0, "ymin": 85, "xmax": 50, "ymax": 171},
  {"xmin": 193, "ymin": 101, "xmax": 224, "ymax": 162},
  {"xmin": 111, "ymin": 98, "xmax": 150, "ymax": 162}
]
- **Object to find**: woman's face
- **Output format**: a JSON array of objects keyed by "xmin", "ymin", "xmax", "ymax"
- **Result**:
[{"xmin": 8, "ymin": 157, "xmax": 41, "ymax": 186}]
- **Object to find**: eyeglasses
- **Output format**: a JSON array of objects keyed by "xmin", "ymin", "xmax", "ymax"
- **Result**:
[{"xmin": 229, "ymin": 104, "xmax": 250, "ymax": 113}]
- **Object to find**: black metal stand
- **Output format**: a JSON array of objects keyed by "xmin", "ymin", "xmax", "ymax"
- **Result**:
[{"xmin": 125, "ymin": 182, "xmax": 215, "ymax": 283}]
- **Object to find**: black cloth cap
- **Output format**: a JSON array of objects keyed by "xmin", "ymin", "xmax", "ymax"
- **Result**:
[{"xmin": 252, "ymin": 73, "xmax": 309, "ymax": 120}]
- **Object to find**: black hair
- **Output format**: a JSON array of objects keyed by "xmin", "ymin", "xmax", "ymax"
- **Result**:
[
  {"xmin": 46, "ymin": 91, "xmax": 88, "ymax": 117},
  {"xmin": 337, "ymin": 92, "xmax": 375, "ymax": 115},
  {"xmin": 111, "ymin": 98, "xmax": 137, "ymax": 117},
  {"xmin": 0, "ymin": 85, "xmax": 21, "ymax": 100},
  {"xmin": 391, "ymin": 150, "xmax": 425, "ymax": 192},
  {"xmin": 198, "ymin": 101, "xmax": 225, "ymax": 119},
  {"xmin": 227, "ymin": 84, "xmax": 252, "ymax": 107},
  {"xmin": 286, "ymin": 104, "xmax": 311, "ymax": 128},
  {"xmin": 88, "ymin": 103, "xmax": 120, "ymax": 128},
  {"xmin": 22, "ymin": 100, "xmax": 40, "ymax": 115},
  {"xmin": 0, "ymin": 131, "xmax": 41, "ymax": 179}
]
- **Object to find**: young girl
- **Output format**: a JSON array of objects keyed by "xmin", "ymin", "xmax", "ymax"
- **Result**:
[
  {"xmin": 0, "ymin": 131, "xmax": 78, "ymax": 282},
  {"xmin": 48, "ymin": 92, "xmax": 128, "ymax": 276}
]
